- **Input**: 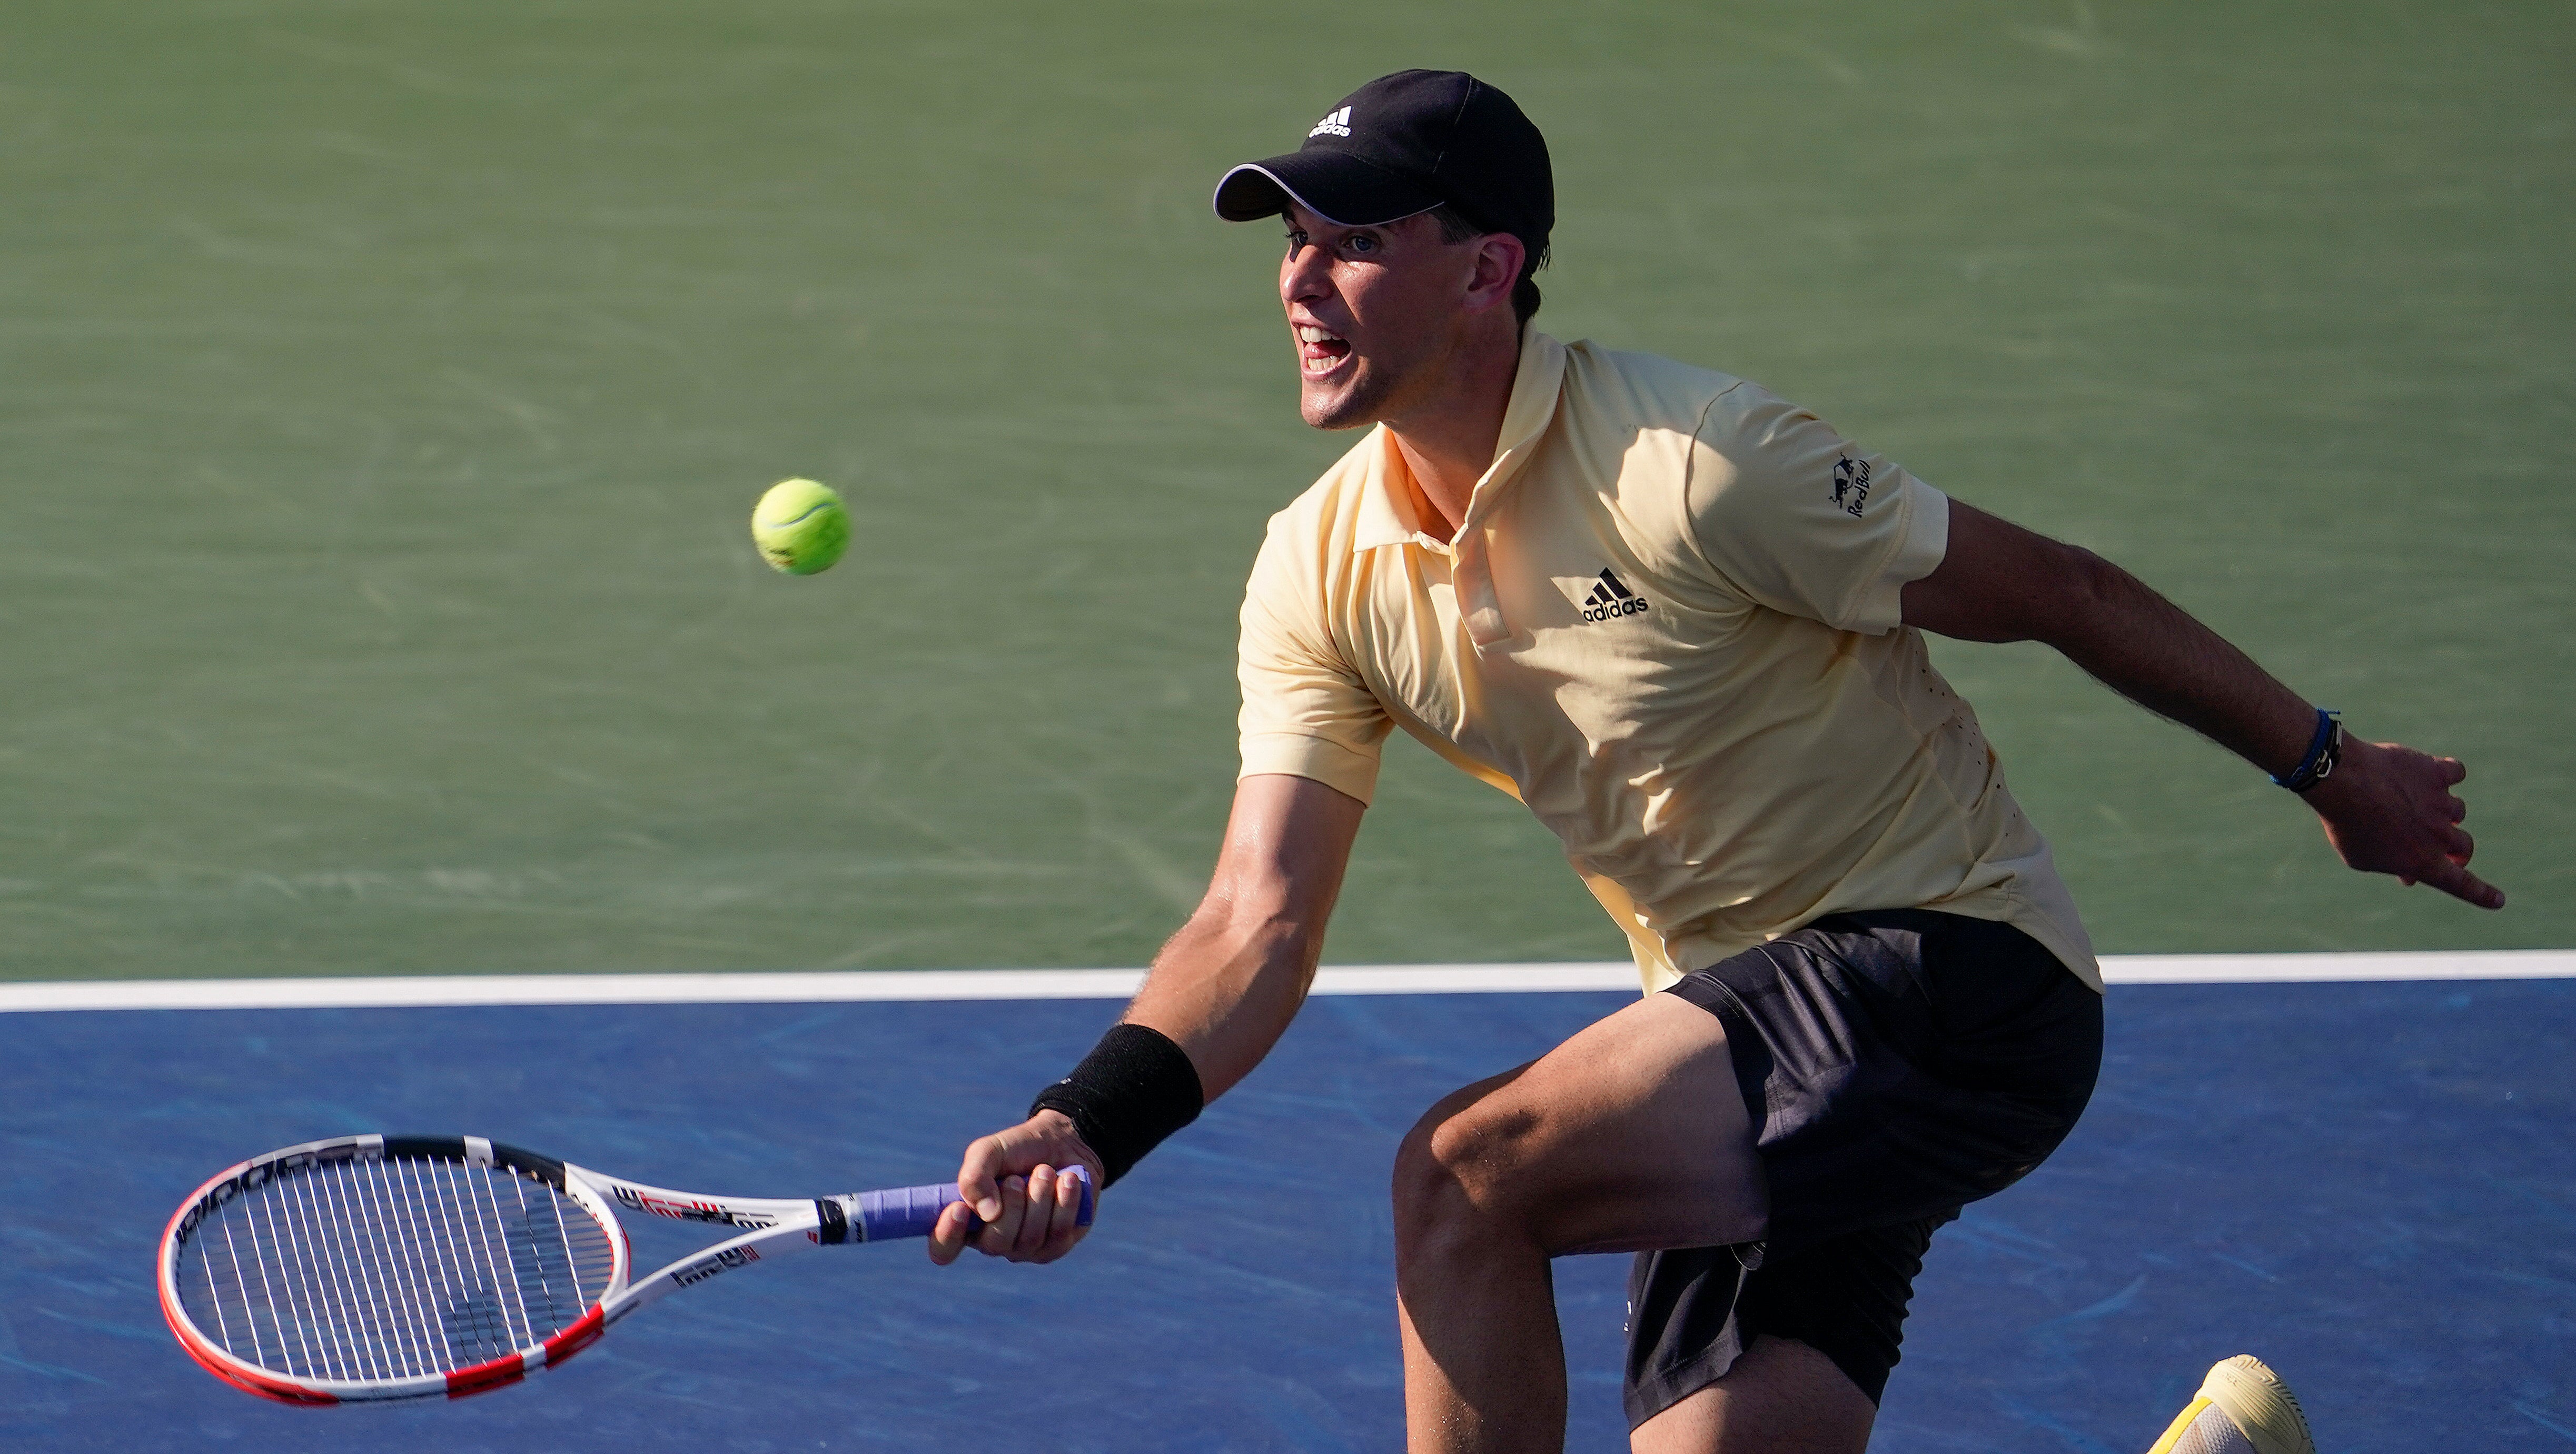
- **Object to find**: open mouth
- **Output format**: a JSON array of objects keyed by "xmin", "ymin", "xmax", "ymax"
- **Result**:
[{"xmin": 1296, "ymin": 324, "xmax": 1352, "ymax": 376}]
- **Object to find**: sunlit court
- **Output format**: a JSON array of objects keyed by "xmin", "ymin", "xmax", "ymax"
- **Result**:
[{"xmin": 3, "ymin": 3, "xmax": 2567, "ymax": 1450}]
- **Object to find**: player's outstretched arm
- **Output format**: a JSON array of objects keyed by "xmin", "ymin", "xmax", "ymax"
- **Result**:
[
  {"xmin": 1900, "ymin": 500, "xmax": 2504, "ymax": 910},
  {"xmin": 930, "ymin": 773, "xmax": 1368, "ymax": 1265}
]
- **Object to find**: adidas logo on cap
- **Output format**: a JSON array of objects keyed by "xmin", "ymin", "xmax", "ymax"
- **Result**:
[{"xmin": 1307, "ymin": 106, "xmax": 1353, "ymax": 138}]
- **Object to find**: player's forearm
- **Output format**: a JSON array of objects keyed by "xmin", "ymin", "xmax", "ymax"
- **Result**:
[
  {"xmin": 2040, "ymin": 550, "xmax": 2320, "ymax": 778},
  {"xmin": 1116, "ymin": 772, "xmax": 1364, "ymax": 1102},
  {"xmin": 1919, "ymin": 514, "xmax": 2502, "ymax": 909},
  {"xmin": 1006, "ymin": 774, "xmax": 1362, "ymax": 1199},
  {"xmin": 1124, "ymin": 902, "xmax": 1329, "ymax": 1102}
]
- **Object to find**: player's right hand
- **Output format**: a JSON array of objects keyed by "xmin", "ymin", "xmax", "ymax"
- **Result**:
[{"xmin": 928, "ymin": 1110, "xmax": 1101, "ymax": 1266}]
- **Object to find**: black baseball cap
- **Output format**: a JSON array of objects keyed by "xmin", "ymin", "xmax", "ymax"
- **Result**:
[{"xmin": 1212, "ymin": 70, "xmax": 1552, "ymax": 251}]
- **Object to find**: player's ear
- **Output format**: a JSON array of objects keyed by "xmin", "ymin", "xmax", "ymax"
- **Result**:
[{"xmin": 1464, "ymin": 231, "xmax": 1525, "ymax": 315}]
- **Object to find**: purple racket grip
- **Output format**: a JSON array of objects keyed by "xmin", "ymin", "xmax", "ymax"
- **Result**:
[{"xmin": 849, "ymin": 1165, "xmax": 1093, "ymax": 1242}]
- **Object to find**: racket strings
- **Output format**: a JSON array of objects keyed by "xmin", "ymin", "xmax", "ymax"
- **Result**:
[{"xmin": 175, "ymin": 1154, "xmax": 614, "ymax": 1383}]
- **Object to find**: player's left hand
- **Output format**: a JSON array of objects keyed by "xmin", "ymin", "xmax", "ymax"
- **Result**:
[{"xmin": 2304, "ymin": 735, "xmax": 2505, "ymax": 909}]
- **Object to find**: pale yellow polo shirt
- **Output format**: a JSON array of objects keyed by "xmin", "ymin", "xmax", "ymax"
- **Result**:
[{"xmin": 1237, "ymin": 327, "xmax": 2101, "ymax": 993}]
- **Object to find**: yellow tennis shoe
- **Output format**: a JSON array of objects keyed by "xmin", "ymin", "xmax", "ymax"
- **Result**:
[{"xmin": 2144, "ymin": 1355, "xmax": 2316, "ymax": 1454}]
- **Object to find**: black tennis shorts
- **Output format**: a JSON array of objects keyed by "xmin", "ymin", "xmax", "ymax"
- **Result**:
[{"xmin": 1623, "ymin": 909, "xmax": 2102, "ymax": 1426}]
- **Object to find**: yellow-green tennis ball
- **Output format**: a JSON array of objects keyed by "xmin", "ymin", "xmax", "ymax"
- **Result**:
[{"xmin": 751, "ymin": 477, "xmax": 849, "ymax": 576}]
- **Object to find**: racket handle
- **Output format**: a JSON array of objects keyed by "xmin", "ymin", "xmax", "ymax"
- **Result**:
[{"xmin": 839, "ymin": 1165, "xmax": 1094, "ymax": 1242}]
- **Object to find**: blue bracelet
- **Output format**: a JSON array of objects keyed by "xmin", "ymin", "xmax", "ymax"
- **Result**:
[{"xmin": 2271, "ymin": 709, "xmax": 2343, "ymax": 793}]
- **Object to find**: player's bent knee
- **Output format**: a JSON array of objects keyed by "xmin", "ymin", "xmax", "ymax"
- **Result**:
[{"xmin": 1391, "ymin": 1077, "xmax": 1548, "ymax": 1249}]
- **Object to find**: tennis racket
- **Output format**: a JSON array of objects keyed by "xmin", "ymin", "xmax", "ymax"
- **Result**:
[{"xmin": 158, "ymin": 1132, "xmax": 1092, "ymax": 1404}]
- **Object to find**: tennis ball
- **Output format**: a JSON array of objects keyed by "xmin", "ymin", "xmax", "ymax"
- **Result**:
[{"xmin": 751, "ymin": 477, "xmax": 849, "ymax": 576}]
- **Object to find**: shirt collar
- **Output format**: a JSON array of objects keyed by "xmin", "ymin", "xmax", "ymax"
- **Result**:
[{"xmin": 1351, "ymin": 325, "xmax": 1569, "ymax": 555}]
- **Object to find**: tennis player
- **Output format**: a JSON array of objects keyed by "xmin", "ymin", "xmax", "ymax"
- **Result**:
[{"xmin": 929, "ymin": 70, "xmax": 2501, "ymax": 1454}]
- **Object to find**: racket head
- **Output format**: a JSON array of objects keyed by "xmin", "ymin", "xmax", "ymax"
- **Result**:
[{"xmin": 159, "ymin": 1134, "xmax": 628, "ymax": 1403}]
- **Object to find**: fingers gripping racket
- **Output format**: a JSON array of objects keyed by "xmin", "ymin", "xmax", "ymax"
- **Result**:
[{"xmin": 157, "ymin": 1133, "xmax": 1092, "ymax": 1403}]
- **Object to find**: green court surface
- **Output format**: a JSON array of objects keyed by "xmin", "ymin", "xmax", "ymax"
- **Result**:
[{"xmin": 2, "ymin": 1, "xmax": 2567, "ymax": 982}]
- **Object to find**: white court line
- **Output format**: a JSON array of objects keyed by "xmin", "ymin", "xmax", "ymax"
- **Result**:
[
  {"xmin": 2098, "ymin": 950, "xmax": 2575, "ymax": 984},
  {"xmin": 0, "ymin": 951, "xmax": 2568, "ymax": 1013}
]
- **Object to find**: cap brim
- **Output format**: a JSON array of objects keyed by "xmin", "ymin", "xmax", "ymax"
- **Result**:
[{"xmin": 1212, "ymin": 150, "xmax": 1443, "ymax": 226}]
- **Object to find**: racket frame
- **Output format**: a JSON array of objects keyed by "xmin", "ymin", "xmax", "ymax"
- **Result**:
[{"xmin": 158, "ymin": 1132, "xmax": 1024, "ymax": 1405}]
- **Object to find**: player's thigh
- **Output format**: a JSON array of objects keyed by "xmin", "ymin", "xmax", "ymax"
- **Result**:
[
  {"xmin": 1396, "ymin": 991, "xmax": 1764, "ymax": 1256},
  {"xmin": 1629, "ymin": 1335, "xmax": 1873, "ymax": 1454}
]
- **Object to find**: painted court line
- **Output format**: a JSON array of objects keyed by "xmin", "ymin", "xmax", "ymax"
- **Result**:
[
  {"xmin": 2097, "ymin": 950, "xmax": 2574, "ymax": 984},
  {"xmin": 0, "ymin": 951, "xmax": 2568, "ymax": 1013}
]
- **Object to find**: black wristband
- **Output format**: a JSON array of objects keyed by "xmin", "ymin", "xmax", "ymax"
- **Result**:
[{"xmin": 1029, "ymin": 1023, "xmax": 1204, "ymax": 1188}]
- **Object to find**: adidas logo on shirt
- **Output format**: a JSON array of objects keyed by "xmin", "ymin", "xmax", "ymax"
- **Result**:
[
  {"xmin": 1309, "ymin": 106, "xmax": 1353, "ymax": 138},
  {"xmin": 1578, "ymin": 569, "xmax": 1651, "ymax": 623}
]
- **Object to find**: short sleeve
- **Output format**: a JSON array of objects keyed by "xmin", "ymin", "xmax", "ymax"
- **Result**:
[
  {"xmin": 1236, "ymin": 515, "xmax": 1393, "ymax": 804},
  {"xmin": 1683, "ymin": 385, "xmax": 1949, "ymax": 633}
]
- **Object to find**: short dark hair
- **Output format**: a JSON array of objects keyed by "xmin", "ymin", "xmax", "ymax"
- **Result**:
[{"xmin": 1428, "ymin": 204, "xmax": 1547, "ymax": 326}]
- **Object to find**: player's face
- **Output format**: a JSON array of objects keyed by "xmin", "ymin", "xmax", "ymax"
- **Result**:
[{"xmin": 1277, "ymin": 204, "xmax": 1486, "ymax": 431}]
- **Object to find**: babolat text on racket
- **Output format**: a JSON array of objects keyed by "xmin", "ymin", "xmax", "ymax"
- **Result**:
[{"xmin": 158, "ymin": 1133, "xmax": 1092, "ymax": 1403}]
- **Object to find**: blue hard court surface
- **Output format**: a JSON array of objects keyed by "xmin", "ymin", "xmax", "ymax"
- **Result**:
[{"xmin": 4, "ymin": 980, "xmax": 2571, "ymax": 1451}]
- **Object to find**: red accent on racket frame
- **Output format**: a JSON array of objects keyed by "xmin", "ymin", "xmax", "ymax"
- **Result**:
[
  {"xmin": 157, "ymin": 1162, "xmax": 343, "ymax": 1406},
  {"xmin": 159, "ymin": 1286, "xmax": 340, "ymax": 1406},
  {"xmin": 444, "ymin": 1351, "xmax": 533, "ymax": 1399},
  {"xmin": 172, "ymin": 1334, "xmax": 342, "ymax": 1406},
  {"xmin": 540, "ymin": 1306, "xmax": 609, "ymax": 1368}
]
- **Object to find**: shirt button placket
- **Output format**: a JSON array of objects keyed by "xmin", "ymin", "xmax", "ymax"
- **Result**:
[{"xmin": 1454, "ymin": 526, "xmax": 1510, "ymax": 649}]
